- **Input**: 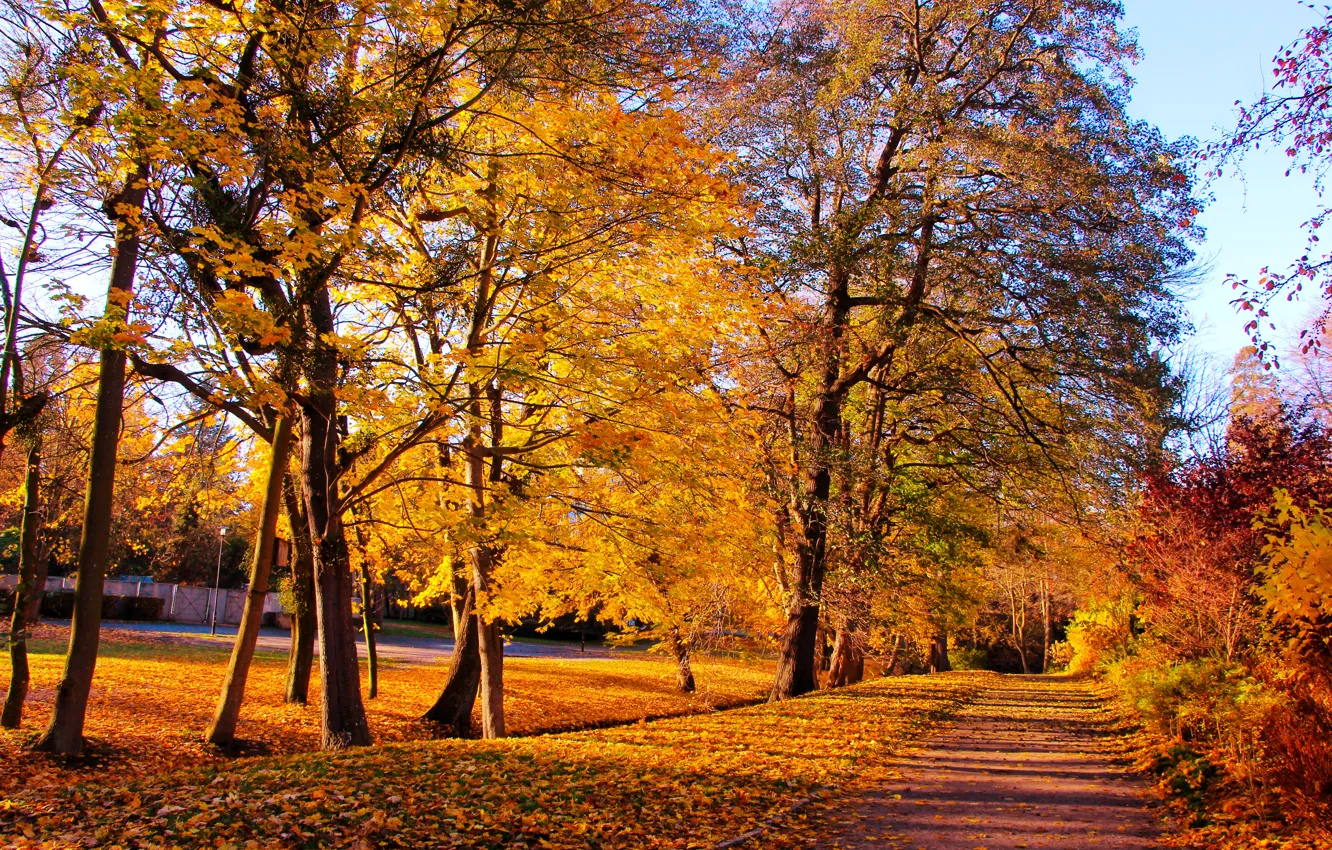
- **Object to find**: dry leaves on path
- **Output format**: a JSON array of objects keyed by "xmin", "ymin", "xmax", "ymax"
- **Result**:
[{"xmin": 3, "ymin": 671, "xmax": 991, "ymax": 849}]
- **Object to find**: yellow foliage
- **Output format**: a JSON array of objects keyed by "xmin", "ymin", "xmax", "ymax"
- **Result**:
[{"xmin": 1259, "ymin": 489, "xmax": 1332, "ymax": 626}]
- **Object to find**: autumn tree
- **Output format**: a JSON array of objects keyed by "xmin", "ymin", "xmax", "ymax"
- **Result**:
[
  {"xmin": 349, "ymin": 86, "xmax": 748, "ymax": 736},
  {"xmin": 721, "ymin": 0, "xmax": 1196, "ymax": 699},
  {"xmin": 502, "ymin": 381, "xmax": 779, "ymax": 694},
  {"xmin": 20, "ymin": 0, "xmax": 167, "ymax": 753},
  {"xmin": 77, "ymin": 0, "xmax": 724, "ymax": 749}
]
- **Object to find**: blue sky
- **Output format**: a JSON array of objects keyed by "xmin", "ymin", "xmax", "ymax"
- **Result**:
[{"xmin": 1120, "ymin": 0, "xmax": 1326, "ymax": 368}]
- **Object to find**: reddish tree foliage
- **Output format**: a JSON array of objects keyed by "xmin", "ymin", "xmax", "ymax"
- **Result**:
[{"xmin": 1130, "ymin": 411, "xmax": 1332, "ymax": 662}]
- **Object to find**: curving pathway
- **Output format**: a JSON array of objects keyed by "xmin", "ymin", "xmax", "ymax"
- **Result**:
[{"xmin": 815, "ymin": 676, "xmax": 1167, "ymax": 850}]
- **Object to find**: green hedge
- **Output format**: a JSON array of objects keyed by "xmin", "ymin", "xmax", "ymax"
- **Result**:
[
  {"xmin": 40, "ymin": 589, "xmax": 75, "ymax": 619},
  {"xmin": 39, "ymin": 591, "xmax": 165, "ymax": 621}
]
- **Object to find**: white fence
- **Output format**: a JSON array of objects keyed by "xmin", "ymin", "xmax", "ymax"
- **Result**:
[{"xmin": 0, "ymin": 574, "xmax": 283, "ymax": 626}]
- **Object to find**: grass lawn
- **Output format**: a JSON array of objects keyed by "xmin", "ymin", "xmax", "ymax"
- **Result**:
[
  {"xmin": 2, "ymin": 653, "xmax": 990, "ymax": 848},
  {"xmin": 373, "ymin": 620, "xmax": 455, "ymax": 640}
]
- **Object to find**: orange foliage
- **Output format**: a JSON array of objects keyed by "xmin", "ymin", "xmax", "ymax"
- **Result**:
[{"xmin": 3, "ymin": 660, "xmax": 988, "ymax": 848}]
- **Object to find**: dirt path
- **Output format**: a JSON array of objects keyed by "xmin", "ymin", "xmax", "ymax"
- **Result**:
[{"xmin": 814, "ymin": 675, "xmax": 1165, "ymax": 849}]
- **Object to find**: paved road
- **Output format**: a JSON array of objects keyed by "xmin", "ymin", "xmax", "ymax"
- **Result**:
[
  {"xmin": 815, "ymin": 676, "xmax": 1165, "ymax": 849},
  {"xmin": 85, "ymin": 620, "xmax": 637, "ymax": 665}
]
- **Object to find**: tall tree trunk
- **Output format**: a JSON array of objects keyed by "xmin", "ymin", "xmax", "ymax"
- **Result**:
[
  {"xmin": 770, "ymin": 208, "xmax": 934, "ymax": 700},
  {"xmin": 34, "ymin": 164, "xmax": 148, "ymax": 755},
  {"xmin": 3, "ymin": 443, "xmax": 41, "ymax": 728},
  {"xmin": 283, "ymin": 479, "xmax": 316, "ymax": 705},
  {"xmin": 771, "ymin": 383, "xmax": 841, "ymax": 701},
  {"xmin": 422, "ymin": 583, "xmax": 480, "ymax": 737},
  {"xmin": 667, "ymin": 628, "xmax": 695, "ymax": 693},
  {"xmin": 927, "ymin": 632, "xmax": 951, "ymax": 673},
  {"xmin": 300, "ymin": 287, "xmax": 370, "ymax": 749},
  {"xmin": 827, "ymin": 628, "xmax": 864, "ymax": 688},
  {"xmin": 461, "ymin": 168, "xmax": 504, "ymax": 739},
  {"xmin": 206, "ymin": 416, "xmax": 292, "ymax": 745}
]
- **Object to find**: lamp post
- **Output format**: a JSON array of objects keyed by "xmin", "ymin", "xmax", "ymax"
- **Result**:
[{"xmin": 210, "ymin": 525, "xmax": 227, "ymax": 636}]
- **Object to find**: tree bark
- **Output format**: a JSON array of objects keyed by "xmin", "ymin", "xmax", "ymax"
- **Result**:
[
  {"xmin": 667, "ymin": 628, "xmax": 695, "ymax": 693},
  {"xmin": 206, "ymin": 416, "xmax": 293, "ymax": 745},
  {"xmin": 827, "ymin": 628, "xmax": 864, "ymax": 688},
  {"xmin": 422, "ymin": 583, "xmax": 480, "ymax": 737},
  {"xmin": 283, "ymin": 479, "xmax": 316, "ymax": 705},
  {"xmin": 472, "ymin": 544, "xmax": 505, "ymax": 739},
  {"xmin": 34, "ymin": 163, "xmax": 148, "ymax": 755},
  {"xmin": 299, "ymin": 286, "xmax": 371, "ymax": 748},
  {"xmin": 771, "ymin": 368, "xmax": 842, "ymax": 702},
  {"xmin": 1009, "ymin": 587, "xmax": 1030, "ymax": 674},
  {"xmin": 460, "ymin": 169, "xmax": 504, "ymax": 739},
  {"xmin": 885, "ymin": 633, "xmax": 903, "ymax": 676},
  {"xmin": 347, "ymin": 504, "xmax": 380, "ymax": 700},
  {"xmin": 3, "ymin": 443, "xmax": 42, "ymax": 728},
  {"xmin": 27, "ymin": 553, "xmax": 49, "ymax": 623},
  {"xmin": 815, "ymin": 621, "xmax": 831, "ymax": 674},
  {"xmin": 448, "ymin": 557, "xmax": 468, "ymax": 640},
  {"xmin": 927, "ymin": 632, "xmax": 951, "ymax": 673}
]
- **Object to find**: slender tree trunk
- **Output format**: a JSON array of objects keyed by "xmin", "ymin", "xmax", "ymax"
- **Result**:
[
  {"xmin": 927, "ymin": 632, "xmax": 951, "ymax": 673},
  {"xmin": 283, "ymin": 479, "xmax": 315, "ymax": 705},
  {"xmin": 348, "ymin": 506, "xmax": 379, "ymax": 700},
  {"xmin": 472, "ymin": 544, "xmax": 505, "ymax": 739},
  {"xmin": 0, "ymin": 175, "xmax": 54, "ymax": 463},
  {"xmin": 34, "ymin": 164, "xmax": 148, "ymax": 755},
  {"xmin": 3, "ymin": 444, "xmax": 42, "ymax": 727},
  {"xmin": 300, "ymin": 288, "xmax": 370, "ymax": 749},
  {"xmin": 1040, "ymin": 579, "xmax": 1051, "ymax": 674},
  {"xmin": 206, "ymin": 416, "xmax": 292, "ymax": 745},
  {"xmin": 448, "ymin": 557, "xmax": 467, "ymax": 639},
  {"xmin": 359, "ymin": 562, "xmax": 378, "ymax": 700},
  {"xmin": 667, "ymin": 628, "xmax": 695, "ymax": 693},
  {"xmin": 827, "ymin": 628, "xmax": 864, "ymax": 688},
  {"xmin": 885, "ymin": 633, "xmax": 903, "ymax": 676},
  {"xmin": 422, "ymin": 583, "xmax": 480, "ymax": 737},
  {"xmin": 1009, "ymin": 588, "xmax": 1029, "ymax": 674}
]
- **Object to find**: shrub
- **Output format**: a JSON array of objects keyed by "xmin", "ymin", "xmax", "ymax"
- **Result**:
[
  {"xmin": 276, "ymin": 576, "xmax": 307, "ymax": 618},
  {"xmin": 949, "ymin": 647, "xmax": 988, "ymax": 670},
  {"xmin": 41, "ymin": 590, "xmax": 76, "ymax": 619},
  {"xmin": 1111, "ymin": 655, "xmax": 1261, "ymax": 743},
  {"xmin": 1257, "ymin": 665, "xmax": 1332, "ymax": 828},
  {"xmin": 1065, "ymin": 598, "xmax": 1135, "ymax": 673},
  {"xmin": 101, "ymin": 594, "xmax": 130, "ymax": 620},
  {"xmin": 124, "ymin": 596, "xmax": 165, "ymax": 621},
  {"xmin": 1046, "ymin": 639, "xmax": 1074, "ymax": 672},
  {"xmin": 0, "ymin": 585, "xmax": 13, "ymax": 617}
]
